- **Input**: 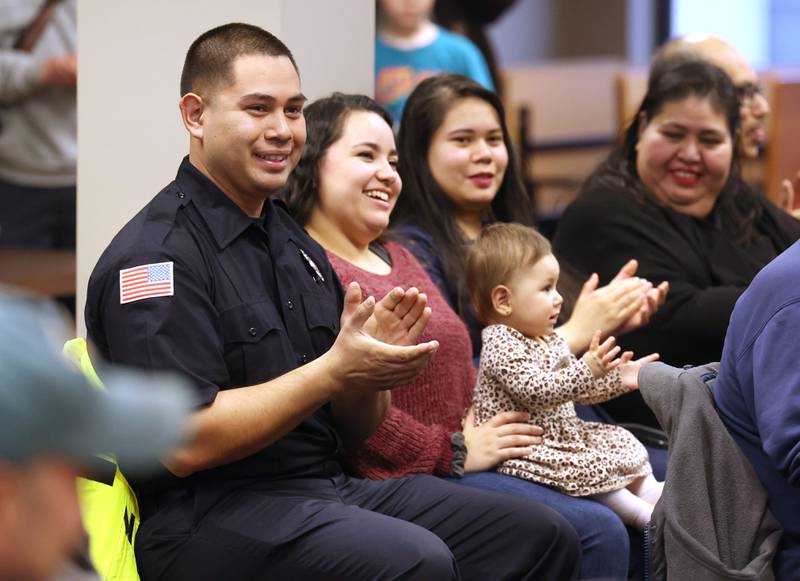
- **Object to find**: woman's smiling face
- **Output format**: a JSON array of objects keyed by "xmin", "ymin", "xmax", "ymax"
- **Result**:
[
  {"xmin": 314, "ymin": 110, "xmax": 401, "ymax": 245},
  {"xmin": 426, "ymin": 97, "xmax": 509, "ymax": 216},
  {"xmin": 636, "ymin": 94, "xmax": 733, "ymax": 218}
]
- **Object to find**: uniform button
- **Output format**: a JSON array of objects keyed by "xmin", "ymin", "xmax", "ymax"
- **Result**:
[
  {"xmin": 286, "ymin": 299, "xmax": 294, "ymax": 310},
  {"xmin": 177, "ymin": 192, "xmax": 185, "ymax": 199},
  {"xmin": 248, "ymin": 327, "xmax": 257, "ymax": 337},
  {"xmin": 300, "ymin": 354, "xmax": 309, "ymax": 364}
]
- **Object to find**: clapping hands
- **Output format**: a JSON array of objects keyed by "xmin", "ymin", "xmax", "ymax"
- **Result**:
[
  {"xmin": 560, "ymin": 260, "xmax": 668, "ymax": 355},
  {"xmin": 331, "ymin": 283, "xmax": 438, "ymax": 393},
  {"xmin": 362, "ymin": 285, "xmax": 431, "ymax": 346},
  {"xmin": 609, "ymin": 260, "xmax": 669, "ymax": 335},
  {"xmin": 582, "ymin": 330, "xmax": 659, "ymax": 389}
]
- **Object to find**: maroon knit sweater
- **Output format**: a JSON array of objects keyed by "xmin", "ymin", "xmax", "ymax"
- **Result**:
[{"xmin": 327, "ymin": 242, "xmax": 476, "ymax": 479}]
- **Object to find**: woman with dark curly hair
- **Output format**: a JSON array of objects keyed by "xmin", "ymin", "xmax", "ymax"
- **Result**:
[
  {"xmin": 554, "ymin": 58, "xmax": 800, "ymax": 427},
  {"xmin": 283, "ymin": 91, "xmax": 638, "ymax": 580}
]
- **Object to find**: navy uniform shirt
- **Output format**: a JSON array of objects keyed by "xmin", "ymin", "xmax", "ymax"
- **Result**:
[{"xmin": 86, "ymin": 157, "xmax": 344, "ymax": 494}]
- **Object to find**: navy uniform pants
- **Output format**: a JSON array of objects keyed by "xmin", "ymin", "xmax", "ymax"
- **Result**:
[{"xmin": 136, "ymin": 473, "xmax": 580, "ymax": 580}]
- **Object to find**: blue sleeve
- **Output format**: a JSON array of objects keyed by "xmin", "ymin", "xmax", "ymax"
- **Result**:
[{"xmin": 751, "ymin": 303, "xmax": 800, "ymax": 486}]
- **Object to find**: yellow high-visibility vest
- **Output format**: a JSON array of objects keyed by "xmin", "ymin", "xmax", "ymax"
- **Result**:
[{"xmin": 63, "ymin": 338, "xmax": 140, "ymax": 581}]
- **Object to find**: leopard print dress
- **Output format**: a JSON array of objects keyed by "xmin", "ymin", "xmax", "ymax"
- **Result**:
[{"xmin": 473, "ymin": 324, "xmax": 651, "ymax": 497}]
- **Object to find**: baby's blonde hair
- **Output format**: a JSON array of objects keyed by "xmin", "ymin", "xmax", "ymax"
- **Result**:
[{"xmin": 466, "ymin": 223, "xmax": 552, "ymax": 324}]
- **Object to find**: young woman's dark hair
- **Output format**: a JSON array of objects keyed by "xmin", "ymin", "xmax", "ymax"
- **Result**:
[
  {"xmin": 586, "ymin": 58, "xmax": 761, "ymax": 243},
  {"xmin": 391, "ymin": 74, "xmax": 535, "ymax": 318},
  {"xmin": 282, "ymin": 93, "xmax": 393, "ymax": 225}
]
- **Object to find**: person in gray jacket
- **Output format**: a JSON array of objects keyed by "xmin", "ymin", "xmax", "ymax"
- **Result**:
[
  {"xmin": 0, "ymin": 0, "xmax": 76, "ymax": 248},
  {"xmin": 639, "ymin": 361, "xmax": 781, "ymax": 580}
]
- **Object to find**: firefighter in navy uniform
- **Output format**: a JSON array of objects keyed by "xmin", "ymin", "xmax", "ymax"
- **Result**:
[{"xmin": 86, "ymin": 23, "xmax": 580, "ymax": 581}]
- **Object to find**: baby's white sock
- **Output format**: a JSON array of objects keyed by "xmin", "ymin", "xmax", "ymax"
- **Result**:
[{"xmin": 592, "ymin": 488, "xmax": 654, "ymax": 530}]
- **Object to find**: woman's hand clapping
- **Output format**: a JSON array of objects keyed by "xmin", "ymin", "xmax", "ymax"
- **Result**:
[{"xmin": 558, "ymin": 260, "xmax": 668, "ymax": 355}]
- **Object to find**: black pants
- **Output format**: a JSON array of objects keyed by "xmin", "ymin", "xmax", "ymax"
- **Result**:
[
  {"xmin": 136, "ymin": 473, "xmax": 580, "ymax": 581},
  {"xmin": 0, "ymin": 179, "xmax": 75, "ymax": 248}
]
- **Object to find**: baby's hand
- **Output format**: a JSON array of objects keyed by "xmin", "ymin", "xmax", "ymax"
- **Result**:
[
  {"xmin": 619, "ymin": 352, "xmax": 660, "ymax": 390},
  {"xmin": 582, "ymin": 330, "xmax": 622, "ymax": 377}
]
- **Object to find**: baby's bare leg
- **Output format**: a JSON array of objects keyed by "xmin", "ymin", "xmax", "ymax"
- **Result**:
[
  {"xmin": 592, "ymin": 488, "xmax": 653, "ymax": 530},
  {"xmin": 627, "ymin": 474, "xmax": 663, "ymax": 505}
]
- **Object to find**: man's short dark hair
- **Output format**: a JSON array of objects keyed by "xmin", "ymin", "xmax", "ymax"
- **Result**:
[{"xmin": 180, "ymin": 23, "xmax": 298, "ymax": 98}]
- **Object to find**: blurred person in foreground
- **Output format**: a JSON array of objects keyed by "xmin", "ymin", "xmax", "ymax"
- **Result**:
[
  {"xmin": 0, "ymin": 294, "xmax": 192, "ymax": 581},
  {"xmin": 0, "ymin": 0, "xmax": 77, "ymax": 249},
  {"xmin": 656, "ymin": 34, "xmax": 800, "ymax": 218}
]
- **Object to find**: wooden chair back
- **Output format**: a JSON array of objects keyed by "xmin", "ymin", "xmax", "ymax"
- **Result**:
[{"xmin": 765, "ymin": 72, "xmax": 800, "ymax": 207}]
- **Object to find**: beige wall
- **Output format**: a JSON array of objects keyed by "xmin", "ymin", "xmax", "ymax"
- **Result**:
[
  {"xmin": 77, "ymin": 0, "xmax": 374, "ymax": 335},
  {"xmin": 489, "ymin": 0, "xmax": 657, "ymax": 65}
]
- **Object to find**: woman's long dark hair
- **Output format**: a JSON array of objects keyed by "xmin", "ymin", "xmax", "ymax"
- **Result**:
[
  {"xmin": 585, "ymin": 57, "xmax": 761, "ymax": 243},
  {"xmin": 391, "ymin": 74, "xmax": 535, "ymax": 318},
  {"xmin": 282, "ymin": 93, "xmax": 393, "ymax": 225}
]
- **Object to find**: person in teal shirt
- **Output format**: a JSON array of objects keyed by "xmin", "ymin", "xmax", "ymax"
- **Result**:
[{"xmin": 376, "ymin": 0, "xmax": 493, "ymax": 125}]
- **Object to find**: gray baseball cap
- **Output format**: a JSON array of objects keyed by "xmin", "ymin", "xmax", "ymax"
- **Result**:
[{"xmin": 0, "ymin": 295, "xmax": 194, "ymax": 474}]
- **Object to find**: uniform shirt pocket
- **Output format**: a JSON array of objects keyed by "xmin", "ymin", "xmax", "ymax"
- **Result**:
[
  {"xmin": 301, "ymin": 291, "xmax": 340, "ymax": 357},
  {"xmin": 220, "ymin": 300, "xmax": 294, "ymax": 387}
]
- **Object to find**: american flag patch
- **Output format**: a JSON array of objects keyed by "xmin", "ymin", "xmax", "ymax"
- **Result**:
[{"xmin": 119, "ymin": 262, "xmax": 174, "ymax": 304}]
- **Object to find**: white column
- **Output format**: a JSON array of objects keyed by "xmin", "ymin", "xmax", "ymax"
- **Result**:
[{"xmin": 76, "ymin": 0, "xmax": 374, "ymax": 335}]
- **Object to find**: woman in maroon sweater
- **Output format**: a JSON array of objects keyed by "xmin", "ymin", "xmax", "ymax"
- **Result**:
[{"xmin": 283, "ymin": 93, "xmax": 634, "ymax": 580}]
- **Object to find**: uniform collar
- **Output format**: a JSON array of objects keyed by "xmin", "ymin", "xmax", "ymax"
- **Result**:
[
  {"xmin": 261, "ymin": 197, "xmax": 296, "ymax": 251},
  {"xmin": 175, "ymin": 156, "xmax": 283, "ymax": 250}
]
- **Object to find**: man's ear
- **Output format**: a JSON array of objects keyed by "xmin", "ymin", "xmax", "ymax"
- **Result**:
[
  {"xmin": 179, "ymin": 93, "xmax": 205, "ymax": 140},
  {"xmin": 490, "ymin": 285, "xmax": 513, "ymax": 317}
]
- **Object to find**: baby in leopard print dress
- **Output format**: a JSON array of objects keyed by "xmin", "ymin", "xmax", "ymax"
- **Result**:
[{"xmin": 465, "ymin": 223, "xmax": 663, "ymax": 529}]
